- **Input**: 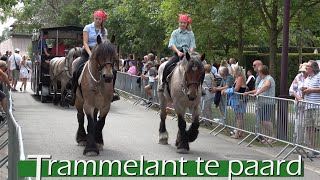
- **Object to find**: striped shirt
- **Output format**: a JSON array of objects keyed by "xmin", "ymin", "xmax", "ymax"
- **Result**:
[{"xmin": 304, "ymin": 73, "xmax": 320, "ymax": 104}]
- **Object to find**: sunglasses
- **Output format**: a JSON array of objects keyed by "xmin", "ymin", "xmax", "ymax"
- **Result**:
[{"xmin": 253, "ymin": 65, "xmax": 256, "ymax": 67}]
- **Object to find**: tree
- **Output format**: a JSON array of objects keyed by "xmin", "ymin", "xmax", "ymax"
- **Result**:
[{"xmin": 255, "ymin": 0, "xmax": 320, "ymax": 75}]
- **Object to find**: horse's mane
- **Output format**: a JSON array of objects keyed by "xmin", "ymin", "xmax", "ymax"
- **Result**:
[
  {"xmin": 92, "ymin": 41, "xmax": 116, "ymax": 59},
  {"xmin": 182, "ymin": 51, "xmax": 204, "ymax": 73}
]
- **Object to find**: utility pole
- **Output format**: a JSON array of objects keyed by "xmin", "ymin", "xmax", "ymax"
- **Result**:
[{"xmin": 278, "ymin": 0, "xmax": 290, "ymax": 140}]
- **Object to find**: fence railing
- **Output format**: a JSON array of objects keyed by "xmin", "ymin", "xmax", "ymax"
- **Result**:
[
  {"xmin": 3, "ymin": 84, "xmax": 30, "ymax": 180},
  {"xmin": 115, "ymin": 71, "xmax": 320, "ymax": 160}
]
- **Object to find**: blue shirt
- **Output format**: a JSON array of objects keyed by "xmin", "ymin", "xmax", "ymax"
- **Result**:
[
  {"xmin": 83, "ymin": 22, "xmax": 108, "ymax": 47},
  {"xmin": 38, "ymin": 38, "xmax": 48, "ymax": 54},
  {"xmin": 211, "ymin": 66, "xmax": 217, "ymax": 75},
  {"xmin": 168, "ymin": 28, "xmax": 196, "ymax": 54}
]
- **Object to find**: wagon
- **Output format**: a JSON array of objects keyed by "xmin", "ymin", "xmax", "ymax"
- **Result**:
[{"xmin": 31, "ymin": 26, "xmax": 83, "ymax": 102}]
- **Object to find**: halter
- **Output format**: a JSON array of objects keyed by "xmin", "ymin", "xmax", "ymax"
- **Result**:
[
  {"xmin": 88, "ymin": 59, "xmax": 114, "ymax": 83},
  {"xmin": 181, "ymin": 65, "xmax": 202, "ymax": 95}
]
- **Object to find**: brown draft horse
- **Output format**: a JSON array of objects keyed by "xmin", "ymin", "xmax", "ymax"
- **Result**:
[
  {"xmin": 75, "ymin": 35, "xmax": 118, "ymax": 156},
  {"xmin": 157, "ymin": 52, "xmax": 205, "ymax": 154}
]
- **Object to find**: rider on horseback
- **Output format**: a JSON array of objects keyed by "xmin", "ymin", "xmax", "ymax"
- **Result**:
[
  {"xmin": 67, "ymin": 10, "xmax": 120, "ymax": 106},
  {"xmin": 158, "ymin": 14, "xmax": 199, "ymax": 92}
]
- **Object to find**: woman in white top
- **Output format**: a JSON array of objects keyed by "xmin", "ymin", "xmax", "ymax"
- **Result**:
[{"xmin": 19, "ymin": 55, "xmax": 30, "ymax": 92}]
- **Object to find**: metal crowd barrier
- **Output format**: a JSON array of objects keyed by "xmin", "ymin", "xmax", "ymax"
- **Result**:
[
  {"xmin": 3, "ymin": 85, "xmax": 30, "ymax": 180},
  {"xmin": 114, "ymin": 71, "xmax": 320, "ymax": 160}
]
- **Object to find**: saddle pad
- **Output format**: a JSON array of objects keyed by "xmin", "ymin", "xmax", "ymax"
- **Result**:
[
  {"xmin": 166, "ymin": 64, "xmax": 178, "ymax": 82},
  {"xmin": 78, "ymin": 62, "xmax": 88, "ymax": 85}
]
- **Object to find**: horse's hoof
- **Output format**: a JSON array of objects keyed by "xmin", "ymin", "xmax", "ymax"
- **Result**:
[
  {"xmin": 96, "ymin": 143, "xmax": 104, "ymax": 151},
  {"xmin": 84, "ymin": 151, "xmax": 98, "ymax": 157},
  {"xmin": 176, "ymin": 148, "xmax": 189, "ymax": 154},
  {"xmin": 158, "ymin": 139, "xmax": 168, "ymax": 145},
  {"xmin": 77, "ymin": 141, "xmax": 87, "ymax": 146},
  {"xmin": 83, "ymin": 147, "xmax": 99, "ymax": 156}
]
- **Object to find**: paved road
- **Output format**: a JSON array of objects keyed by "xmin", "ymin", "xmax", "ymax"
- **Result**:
[{"xmin": 11, "ymin": 83, "xmax": 320, "ymax": 180}]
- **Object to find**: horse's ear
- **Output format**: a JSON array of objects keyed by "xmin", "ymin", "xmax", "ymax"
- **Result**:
[
  {"xmin": 186, "ymin": 52, "xmax": 191, "ymax": 61},
  {"xmin": 111, "ymin": 34, "xmax": 116, "ymax": 44},
  {"xmin": 97, "ymin": 35, "xmax": 102, "ymax": 44},
  {"xmin": 200, "ymin": 53, "xmax": 206, "ymax": 61}
]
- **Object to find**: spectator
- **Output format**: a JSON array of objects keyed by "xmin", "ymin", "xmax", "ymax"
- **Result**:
[
  {"xmin": 211, "ymin": 62, "xmax": 218, "ymax": 75},
  {"xmin": 228, "ymin": 58, "xmax": 236, "ymax": 75},
  {"xmin": 246, "ymin": 70, "xmax": 255, "ymax": 91},
  {"xmin": 19, "ymin": 55, "xmax": 31, "ymax": 92},
  {"xmin": 289, "ymin": 63, "xmax": 308, "ymax": 101},
  {"xmin": 302, "ymin": 60, "xmax": 320, "ymax": 158},
  {"xmin": 9, "ymin": 48, "xmax": 22, "ymax": 91},
  {"xmin": 213, "ymin": 60, "xmax": 220, "ymax": 70},
  {"xmin": 218, "ymin": 59, "xmax": 228, "ymax": 75},
  {"xmin": 202, "ymin": 64, "xmax": 217, "ymax": 119},
  {"xmin": 252, "ymin": 60, "xmax": 263, "ymax": 89},
  {"xmin": 136, "ymin": 57, "xmax": 143, "ymax": 76},
  {"xmin": 141, "ymin": 61, "xmax": 157, "ymax": 103},
  {"xmin": 245, "ymin": 65, "xmax": 275, "ymax": 144},
  {"xmin": 289, "ymin": 63, "xmax": 308, "ymax": 145},
  {"xmin": 127, "ymin": 61, "xmax": 136, "ymax": 75},
  {"xmin": 211, "ymin": 66, "xmax": 235, "ymax": 117},
  {"xmin": 225, "ymin": 63, "xmax": 247, "ymax": 139},
  {"xmin": 0, "ymin": 60, "xmax": 14, "ymax": 121},
  {"xmin": 51, "ymin": 41, "xmax": 66, "ymax": 56},
  {"xmin": 0, "ymin": 51, "xmax": 9, "ymax": 61},
  {"xmin": 147, "ymin": 53, "xmax": 155, "ymax": 65}
]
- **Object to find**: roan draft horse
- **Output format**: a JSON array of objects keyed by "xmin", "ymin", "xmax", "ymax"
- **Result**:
[
  {"xmin": 50, "ymin": 47, "xmax": 82, "ymax": 107},
  {"xmin": 75, "ymin": 35, "xmax": 117, "ymax": 156},
  {"xmin": 157, "ymin": 52, "xmax": 205, "ymax": 154}
]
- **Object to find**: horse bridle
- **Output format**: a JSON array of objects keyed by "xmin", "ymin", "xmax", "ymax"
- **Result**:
[{"xmin": 182, "ymin": 68, "xmax": 202, "ymax": 95}]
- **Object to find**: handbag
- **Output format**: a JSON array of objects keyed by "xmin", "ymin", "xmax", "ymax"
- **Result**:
[{"xmin": 14, "ymin": 55, "xmax": 20, "ymax": 71}]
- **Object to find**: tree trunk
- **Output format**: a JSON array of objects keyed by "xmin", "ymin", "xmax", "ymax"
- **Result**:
[
  {"xmin": 269, "ymin": 28, "xmax": 278, "ymax": 76},
  {"xmin": 268, "ymin": 1, "xmax": 279, "ymax": 76},
  {"xmin": 237, "ymin": 2, "xmax": 244, "ymax": 66}
]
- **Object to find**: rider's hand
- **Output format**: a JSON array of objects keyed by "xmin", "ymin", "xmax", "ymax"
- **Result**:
[
  {"xmin": 45, "ymin": 60, "xmax": 50, "ymax": 63},
  {"xmin": 177, "ymin": 52, "xmax": 184, "ymax": 57}
]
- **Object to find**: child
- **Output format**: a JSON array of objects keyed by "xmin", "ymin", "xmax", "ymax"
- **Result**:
[{"xmin": 158, "ymin": 14, "xmax": 196, "ymax": 91}]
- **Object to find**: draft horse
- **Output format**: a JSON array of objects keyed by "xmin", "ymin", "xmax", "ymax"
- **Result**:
[
  {"xmin": 50, "ymin": 47, "xmax": 82, "ymax": 107},
  {"xmin": 157, "ymin": 52, "xmax": 205, "ymax": 154},
  {"xmin": 74, "ymin": 36, "xmax": 117, "ymax": 156}
]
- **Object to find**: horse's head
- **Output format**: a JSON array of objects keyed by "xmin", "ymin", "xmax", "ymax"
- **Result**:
[
  {"xmin": 183, "ymin": 52, "xmax": 205, "ymax": 101},
  {"xmin": 91, "ymin": 35, "xmax": 118, "ymax": 83}
]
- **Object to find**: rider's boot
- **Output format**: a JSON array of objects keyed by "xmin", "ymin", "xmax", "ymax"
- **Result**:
[
  {"xmin": 69, "ymin": 83, "xmax": 77, "ymax": 106},
  {"xmin": 66, "ymin": 73, "xmax": 78, "ymax": 106}
]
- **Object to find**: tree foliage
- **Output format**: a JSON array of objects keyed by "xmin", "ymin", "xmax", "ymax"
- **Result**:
[{"xmin": 3, "ymin": 0, "xmax": 320, "ymax": 65}]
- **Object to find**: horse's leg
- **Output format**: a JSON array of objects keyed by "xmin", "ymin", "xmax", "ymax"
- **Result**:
[
  {"xmin": 60, "ymin": 80, "xmax": 69, "ymax": 107},
  {"xmin": 75, "ymin": 100, "xmax": 86, "ymax": 146},
  {"xmin": 176, "ymin": 112, "xmax": 189, "ymax": 154},
  {"xmin": 83, "ymin": 103, "xmax": 99, "ymax": 156},
  {"xmin": 95, "ymin": 105, "xmax": 110, "ymax": 151},
  {"xmin": 158, "ymin": 92, "xmax": 169, "ymax": 145},
  {"xmin": 53, "ymin": 80, "xmax": 58, "ymax": 105},
  {"xmin": 187, "ymin": 105, "xmax": 200, "ymax": 142}
]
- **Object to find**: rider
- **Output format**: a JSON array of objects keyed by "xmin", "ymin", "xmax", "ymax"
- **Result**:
[
  {"xmin": 158, "ymin": 14, "xmax": 196, "ymax": 92},
  {"xmin": 68, "ymin": 10, "xmax": 119, "ymax": 106}
]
